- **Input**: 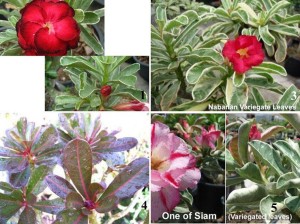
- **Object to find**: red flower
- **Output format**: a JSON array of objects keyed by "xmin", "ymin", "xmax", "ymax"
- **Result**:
[
  {"xmin": 195, "ymin": 125, "xmax": 221, "ymax": 150},
  {"xmin": 16, "ymin": 0, "xmax": 80, "ymax": 56},
  {"xmin": 249, "ymin": 124, "xmax": 261, "ymax": 140},
  {"xmin": 222, "ymin": 35, "xmax": 264, "ymax": 74},
  {"xmin": 112, "ymin": 100, "xmax": 148, "ymax": 111},
  {"xmin": 100, "ymin": 85, "xmax": 112, "ymax": 97}
]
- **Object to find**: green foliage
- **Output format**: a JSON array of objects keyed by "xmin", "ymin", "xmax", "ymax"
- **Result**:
[
  {"xmin": 152, "ymin": 0, "xmax": 300, "ymax": 111},
  {"xmin": 226, "ymin": 115, "xmax": 300, "ymax": 222},
  {"xmin": 54, "ymin": 56, "xmax": 147, "ymax": 111}
]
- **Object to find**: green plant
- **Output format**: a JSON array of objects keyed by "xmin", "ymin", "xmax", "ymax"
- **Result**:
[
  {"xmin": 53, "ymin": 56, "xmax": 148, "ymax": 111},
  {"xmin": 226, "ymin": 114, "xmax": 300, "ymax": 222},
  {"xmin": 151, "ymin": 0, "xmax": 300, "ymax": 111}
]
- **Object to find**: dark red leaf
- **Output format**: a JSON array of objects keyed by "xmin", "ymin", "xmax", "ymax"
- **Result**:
[
  {"xmin": 9, "ymin": 166, "xmax": 31, "ymax": 188},
  {"xmin": 66, "ymin": 192, "xmax": 84, "ymax": 209},
  {"xmin": 33, "ymin": 198, "xmax": 65, "ymax": 215},
  {"xmin": 55, "ymin": 209, "xmax": 88, "ymax": 224},
  {"xmin": 18, "ymin": 206, "xmax": 36, "ymax": 224},
  {"xmin": 95, "ymin": 195, "xmax": 119, "ymax": 213},
  {"xmin": 63, "ymin": 139, "xmax": 92, "ymax": 200},
  {"xmin": 99, "ymin": 137, "xmax": 138, "ymax": 153}
]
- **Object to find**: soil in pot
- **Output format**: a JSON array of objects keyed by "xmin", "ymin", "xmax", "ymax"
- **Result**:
[{"xmin": 134, "ymin": 56, "xmax": 149, "ymax": 82}]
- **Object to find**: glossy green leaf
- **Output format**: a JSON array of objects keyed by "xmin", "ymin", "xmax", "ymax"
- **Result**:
[
  {"xmin": 45, "ymin": 175, "xmax": 76, "ymax": 199},
  {"xmin": 276, "ymin": 172, "xmax": 300, "ymax": 190},
  {"xmin": 226, "ymin": 79, "xmax": 249, "ymax": 109},
  {"xmin": 238, "ymin": 121, "xmax": 251, "ymax": 164},
  {"xmin": 0, "ymin": 182, "xmax": 14, "ymax": 193},
  {"xmin": 251, "ymin": 62, "xmax": 287, "ymax": 76},
  {"xmin": 79, "ymin": 25, "xmax": 103, "ymax": 55},
  {"xmin": 81, "ymin": 11, "xmax": 101, "ymax": 24},
  {"xmin": 277, "ymin": 85, "xmax": 299, "ymax": 108},
  {"xmin": 160, "ymin": 80, "xmax": 181, "ymax": 111},
  {"xmin": 55, "ymin": 95, "xmax": 83, "ymax": 106},
  {"xmin": 69, "ymin": 0, "xmax": 93, "ymax": 10},
  {"xmin": 236, "ymin": 162, "xmax": 264, "ymax": 184},
  {"xmin": 252, "ymin": 87, "xmax": 266, "ymax": 106},
  {"xmin": 170, "ymin": 100, "xmax": 211, "ymax": 111},
  {"xmin": 186, "ymin": 63, "xmax": 225, "ymax": 84},
  {"xmin": 74, "ymin": 9, "xmax": 84, "ymax": 23},
  {"xmin": 258, "ymin": 25, "xmax": 275, "ymax": 46},
  {"xmin": 264, "ymin": 0, "xmax": 290, "ymax": 22},
  {"xmin": 233, "ymin": 73, "xmax": 245, "ymax": 87},
  {"xmin": 227, "ymin": 185, "xmax": 267, "ymax": 212},
  {"xmin": 285, "ymin": 196, "xmax": 300, "ymax": 216},
  {"xmin": 99, "ymin": 157, "xmax": 149, "ymax": 200},
  {"xmin": 268, "ymin": 24, "xmax": 300, "ymax": 37},
  {"xmin": 184, "ymin": 48, "xmax": 224, "ymax": 65},
  {"xmin": 274, "ymin": 34, "xmax": 287, "ymax": 63},
  {"xmin": 249, "ymin": 140, "xmax": 285, "ymax": 175},
  {"xmin": 88, "ymin": 183, "xmax": 105, "ymax": 202},
  {"xmin": 273, "ymin": 140, "xmax": 300, "ymax": 169},
  {"xmin": 63, "ymin": 139, "xmax": 92, "ymax": 200},
  {"xmin": 225, "ymin": 149, "xmax": 240, "ymax": 172},
  {"xmin": 281, "ymin": 114, "xmax": 300, "ymax": 133},
  {"xmin": 260, "ymin": 195, "xmax": 285, "ymax": 219},
  {"xmin": 192, "ymin": 76, "xmax": 223, "ymax": 103},
  {"xmin": 26, "ymin": 165, "xmax": 48, "ymax": 194},
  {"xmin": 283, "ymin": 15, "xmax": 300, "ymax": 24},
  {"xmin": 18, "ymin": 206, "xmax": 36, "ymax": 224}
]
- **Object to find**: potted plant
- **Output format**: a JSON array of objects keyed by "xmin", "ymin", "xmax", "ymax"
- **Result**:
[
  {"xmin": 226, "ymin": 114, "xmax": 300, "ymax": 223},
  {"xmin": 151, "ymin": 0, "xmax": 300, "ymax": 111},
  {"xmin": 47, "ymin": 56, "xmax": 149, "ymax": 111},
  {"xmin": 0, "ymin": 0, "xmax": 104, "ymax": 56},
  {"xmin": 173, "ymin": 115, "xmax": 225, "ymax": 218},
  {"xmin": 0, "ymin": 113, "xmax": 149, "ymax": 223}
]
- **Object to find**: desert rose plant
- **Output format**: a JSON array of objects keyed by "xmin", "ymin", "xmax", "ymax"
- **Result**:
[
  {"xmin": 0, "ymin": 0, "xmax": 104, "ymax": 55},
  {"xmin": 0, "ymin": 114, "xmax": 149, "ymax": 223},
  {"xmin": 151, "ymin": 121, "xmax": 201, "ymax": 221},
  {"xmin": 52, "ymin": 56, "xmax": 148, "ymax": 111},
  {"xmin": 226, "ymin": 114, "xmax": 300, "ymax": 222},
  {"xmin": 151, "ymin": 0, "xmax": 300, "ymax": 111}
]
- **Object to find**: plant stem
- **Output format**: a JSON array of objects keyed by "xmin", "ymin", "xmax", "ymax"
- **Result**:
[
  {"xmin": 175, "ymin": 66, "xmax": 192, "ymax": 100},
  {"xmin": 89, "ymin": 211, "xmax": 100, "ymax": 224}
]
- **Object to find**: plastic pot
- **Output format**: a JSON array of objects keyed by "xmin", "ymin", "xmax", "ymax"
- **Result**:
[
  {"xmin": 192, "ymin": 174, "xmax": 225, "ymax": 218},
  {"xmin": 133, "ymin": 56, "xmax": 149, "ymax": 82},
  {"xmin": 285, "ymin": 56, "xmax": 300, "ymax": 77},
  {"xmin": 94, "ymin": 0, "xmax": 104, "ymax": 6}
]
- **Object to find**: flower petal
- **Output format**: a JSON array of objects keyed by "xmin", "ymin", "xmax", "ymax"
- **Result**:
[
  {"xmin": 151, "ymin": 186, "xmax": 180, "ymax": 221},
  {"xmin": 222, "ymin": 39, "xmax": 237, "ymax": 60},
  {"xmin": 41, "ymin": 1, "xmax": 74, "ymax": 22},
  {"xmin": 20, "ymin": 22, "xmax": 42, "ymax": 48},
  {"xmin": 34, "ymin": 28, "xmax": 67, "ymax": 55},
  {"xmin": 231, "ymin": 55, "xmax": 251, "ymax": 74},
  {"xmin": 178, "ymin": 168, "xmax": 201, "ymax": 190},
  {"xmin": 54, "ymin": 17, "xmax": 80, "ymax": 41},
  {"xmin": 20, "ymin": 4, "xmax": 45, "ymax": 24}
]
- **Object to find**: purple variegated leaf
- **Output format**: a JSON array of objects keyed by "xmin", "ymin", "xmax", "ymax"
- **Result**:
[
  {"xmin": 58, "ymin": 114, "xmax": 77, "ymax": 138},
  {"xmin": 31, "ymin": 126, "xmax": 58, "ymax": 153},
  {"xmin": 18, "ymin": 206, "xmax": 36, "ymax": 224},
  {"xmin": 94, "ymin": 152, "xmax": 125, "ymax": 168},
  {"xmin": 9, "ymin": 166, "xmax": 31, "ymax": 188},
  {"xmin": 45, "ymin": 175, "xmax": 76, "ymax": 199},
  {"xmin": 55, "ymin": 209, "xmax": 88, "ymax": 224},
  {"xmin": 6, "ymin": 157, "xmax": 28, "ymax": 173},
  {"xmin": 63, "ymin": 139, "xmax": 92, "ymax": 200},
  {"xmin": 33, "ymin": 198, "xmax": 65, "ymax": 215},
  {"xmin": 2, "ymin": 130, "xmax": 25, "ymax": 151},
  {"xmin": 98, "ymin": 157, "xmax": 149, "ymax": 201},
  {"xmin": 95, "ymin": 195, "xmax": 119, "ymax": 213},
  {"xmin": 0, "ymin": 146, "xmax": 22, "ymax": 157},
  {"xmin": 97, "ymin": 137, "xmax": 138, "ymax": 153},
  {"xmin": 66, "ymin": 192, "xmax": 84, "ymax": 209}
]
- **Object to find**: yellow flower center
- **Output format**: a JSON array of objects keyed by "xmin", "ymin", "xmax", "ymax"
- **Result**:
[
  {"xmin": 237, "ymin": 48, "xmax": 249, "ymax": 59},
  {"xmin": 43, "ymin": 22, "xmax": 54, "ymax": 34}
]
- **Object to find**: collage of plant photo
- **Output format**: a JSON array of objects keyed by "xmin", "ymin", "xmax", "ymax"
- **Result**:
[{"xmin": 1, "ymin": 0, "xmax": 300, "ymax": 223}]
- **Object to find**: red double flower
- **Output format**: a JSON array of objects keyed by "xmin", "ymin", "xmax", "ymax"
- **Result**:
[
  {"xmin": 222, "ymin": 35, "xmax": 264, "ymax": 74},
  {"xmin": 16, "ymin": 0, "xmax": 80, "ymax": 56}
]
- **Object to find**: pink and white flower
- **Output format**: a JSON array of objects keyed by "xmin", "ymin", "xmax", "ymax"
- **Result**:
[
  {"xmin": 195, "ymin": 125, "xmax": 221, "ymax": 150},
  {"xmin": 151, "ymin": 122, "xmax": 201, "ymax": 221}
]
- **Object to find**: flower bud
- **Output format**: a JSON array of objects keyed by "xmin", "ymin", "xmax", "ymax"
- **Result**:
[{"xmin": 100, "ymin": 85, "xmax": 112, "ymax": 97}]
